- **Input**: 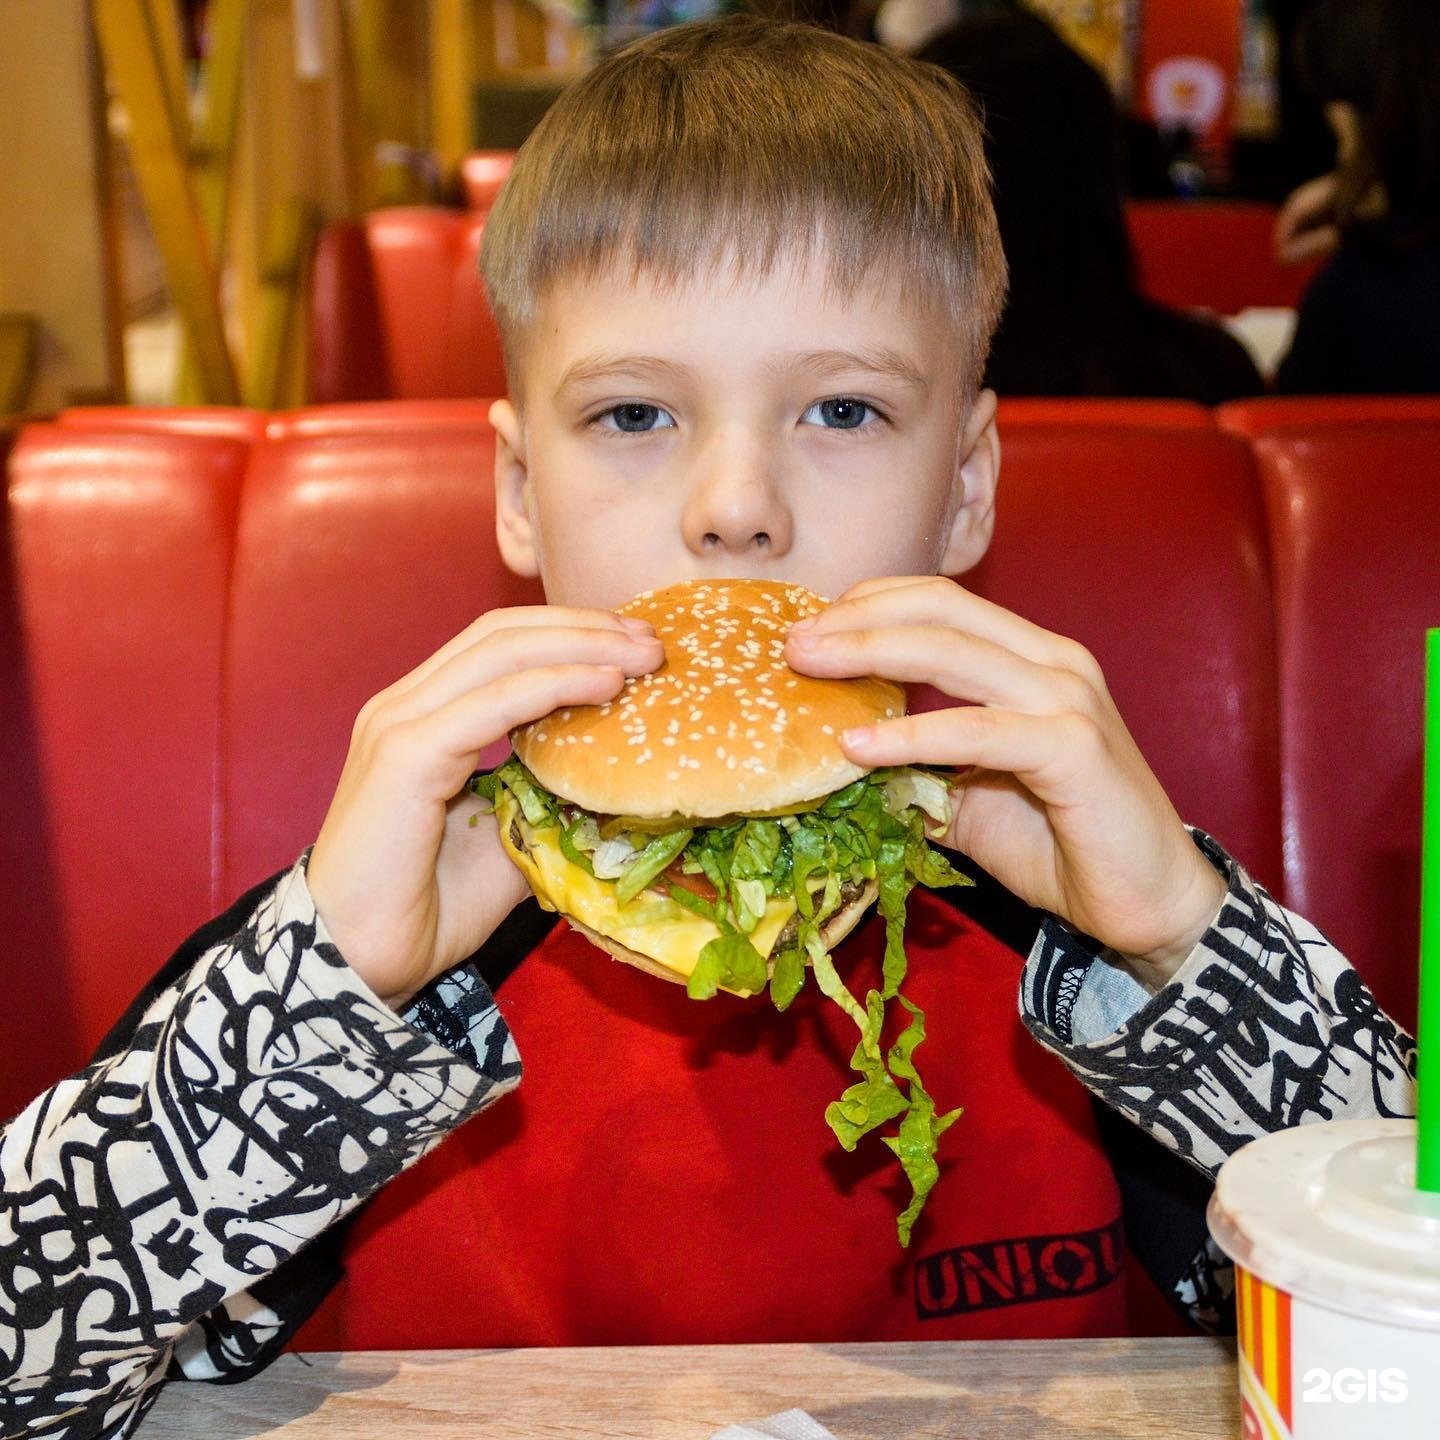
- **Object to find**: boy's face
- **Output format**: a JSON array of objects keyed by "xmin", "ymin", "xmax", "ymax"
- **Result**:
[{"xmin": 490, "ymin": 246, "xmax": 999, "ymax": 611}]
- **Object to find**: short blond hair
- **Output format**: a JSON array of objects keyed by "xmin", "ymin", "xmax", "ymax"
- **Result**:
[{"xmin": 480, "ymin": 17, "xmax": 1007, "ymax": 398}]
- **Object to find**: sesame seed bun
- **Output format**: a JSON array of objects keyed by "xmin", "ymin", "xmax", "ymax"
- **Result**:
[{"xmin": 512, "ymin": 578, "xmax": 906, "ymax": 818}]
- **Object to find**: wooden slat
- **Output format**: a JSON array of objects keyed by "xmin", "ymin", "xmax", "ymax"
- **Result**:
[
  {"xmin": 95, "ymin": 0, "xmax": 240, "ymax": 402},
  {"xmin": 245, "ymin": 197, "xmax": 320, "ymax": 408},
  {"xmin": 143, "ymin": 0, "xmax": 190, "ymax": 142},
  {"xmin": 429, "ymin": 0, "xmax": 480, "ymax": 186},
  {"xmin": 192, "ymin": 0, "xmax": 247, "ymax": 245},
  {"xmin": 173, "ymin": 0, "xmax": 246, "ymax": 403}
]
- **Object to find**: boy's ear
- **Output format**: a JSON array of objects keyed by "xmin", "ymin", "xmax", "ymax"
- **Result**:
[
  {"xmin": 490, "ymin": 398, "xmax": 540, "ymax": 578},
  {"xmin": 937, "ymin": 388, "xmax": 1000, "ymax": 577}
]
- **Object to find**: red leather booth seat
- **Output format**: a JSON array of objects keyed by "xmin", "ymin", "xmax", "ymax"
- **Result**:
[
  {"xmin": 11, "ymin": 399, "xmax": 1436, "ymax": 1103},
  {"xmin": 997, "ymin": 397, "xmax": 1212, "ymax": 429},
  {"xmin": 970, "ymin": 425, "xmax": 1281, "ymax": 892},
  {"xmin": 52, "ymin": 405, "xmax": 270, "ymax": 441},
  {"xmin": 307, "ymin": 210, "xmax": 507, "ymax": 404},
  {"xmin": 1125, "ymin": 201, "xmax": 1321, "ymax": 315},
  {"xmin": 220, "ymin": 418, "xmax": 543, "ymax": 896},
  {"xmin": 460, "ymin": 150, "xmax": 516, "ymax": 211},
  {"xmin": 1, "ymin": 425, "xmax": 248, "ymax": 1111},
  {"xmin": 1255, "ymin": 422, "xmax": 1440, "ymax": 1024},
  {"xmin": 5, "ymin": 399, "xmax": 1437, "ymax": 1346},
  {"xmin": 1218, "ymin": 395, "xmax": 1440, "ymax": 437}
]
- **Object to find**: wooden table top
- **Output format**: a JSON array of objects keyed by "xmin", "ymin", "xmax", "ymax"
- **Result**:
[{"xmin": 143, "ymin": 1336, "xmax": 1238, "ymax": 1439}]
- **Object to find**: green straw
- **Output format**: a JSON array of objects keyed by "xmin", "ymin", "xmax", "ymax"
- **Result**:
[{"xmin": 1420, "ymin": 628, "xmax": 1440, "ymax": 1192}]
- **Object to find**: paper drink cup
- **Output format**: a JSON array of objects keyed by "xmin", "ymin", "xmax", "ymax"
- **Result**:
[{"xmin": 1208, "ymin": 1118, "xmax": 1440, "ymax": 1438}]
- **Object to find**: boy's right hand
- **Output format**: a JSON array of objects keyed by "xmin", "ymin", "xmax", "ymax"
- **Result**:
[{"xmin": 306, "ymin": 607, "xmax": 663, "ymax": 1010}]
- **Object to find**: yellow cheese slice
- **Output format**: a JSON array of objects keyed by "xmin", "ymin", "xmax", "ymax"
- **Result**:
[{"xmin": 494, "ymin": 791, "xmax": 797, "ymax": 997}]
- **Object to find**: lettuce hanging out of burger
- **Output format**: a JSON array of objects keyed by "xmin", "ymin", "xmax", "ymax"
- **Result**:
[{"xmin": 471, "ymin": 577, "xmax": 971, "ymax": 1244}]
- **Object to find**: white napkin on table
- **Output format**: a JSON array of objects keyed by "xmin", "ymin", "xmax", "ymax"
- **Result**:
[{"xmin": 709, "ymin": 1408, "xmax": 839, "ymax": 1440}]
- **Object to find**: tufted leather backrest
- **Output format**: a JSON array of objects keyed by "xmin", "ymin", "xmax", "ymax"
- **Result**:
[
  {"xmin": 970, "ymin": 424, "xmax": 1283, "ymax": 893},
  {"xmin": 307, "ymin": 210, "xmax": 508, "ymax": 405},
  {"xmin": 5, "ymin": 399, "xmax": 1434, "ymax": 1126},
  {"xmin": 220, "ymin": 408, "xmax": 542, "ymax": 897},
  {"xmin": 0, "ymin": 425, "xmax": 247, "ymax": 1113},
  {"xmin": 1125, "ymin": 201, "xmax": 1321, "ymax": 315},
  {"xmin": 1254, "ymin": 421, "xmax": 1440, "ymax": 1024}
]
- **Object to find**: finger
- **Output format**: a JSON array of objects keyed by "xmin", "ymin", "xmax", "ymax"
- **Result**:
[
  {"xmin": 823, "ymin": 573, "xmax": 934, "ymax": 605},
  {"xmin": 1276, "ymin": 224, "xmax": 1340, "ymax": 266},
  {"xmin": 838, "ymin": 705, "xmax": 1104, "ymax": 799},
  {"xmin": 790, "ymin": 577, "xmax": 1095, "ymax": 676},
  {"xmin": 391, "ymin": 605, "xmax": 654, "ymax": 698},
  {"xmin": 384, "ymin": 625, "xmax": 663, "ymax": 721},
  {"xmin": 379, "ymin": 664, "xmax": 633, "ymax": 795},
  {"xmin": 787, "ymin": 622, "xmax": 1082, "ymax": 713}
]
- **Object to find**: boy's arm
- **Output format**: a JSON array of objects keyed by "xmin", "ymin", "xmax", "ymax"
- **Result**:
[
  {"xmin": 1018, "ymin": 826, "xmax": 1417, "ymax": 1175},
  {"xmin": 1020, "ymin": 827, "xmax": 1415, "ymax": 1335},
  {"xmin": 785, "ymin": 575, "xmax": 1418, "ymax": 1160},
  {"xmin": 0, "ymin": 853, "xmax": 518, "ymax": 1440},
  {"xmin": 789, "ymin": 576, "xmax": 1416, "ymax": 1334}
]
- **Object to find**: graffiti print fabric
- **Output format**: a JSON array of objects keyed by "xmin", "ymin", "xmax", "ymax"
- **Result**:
[{"xmin": 0, "ymin": 856, "xmax": 520, "ymax": 1439}]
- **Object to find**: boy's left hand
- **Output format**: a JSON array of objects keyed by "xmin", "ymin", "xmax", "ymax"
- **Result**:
[{"xmin": 785, "ymin": 575, "xmax": 1228, "ymax": 990}]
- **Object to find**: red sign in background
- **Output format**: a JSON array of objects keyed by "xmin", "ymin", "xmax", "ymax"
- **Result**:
[{"xmin": 1136, "ymin": 0, "xmax": 1246, "ymax": 155}]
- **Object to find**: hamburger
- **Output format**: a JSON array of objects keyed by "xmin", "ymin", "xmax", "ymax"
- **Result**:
[{"xmin": 471, "ymin": 577, "xmax": 970, "ymax": 1242}]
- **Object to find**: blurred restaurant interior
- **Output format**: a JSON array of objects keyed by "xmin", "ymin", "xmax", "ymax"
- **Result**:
[{"xmin": 3, "ymin": 4, "xmax": 1440, "ymax": 1438}]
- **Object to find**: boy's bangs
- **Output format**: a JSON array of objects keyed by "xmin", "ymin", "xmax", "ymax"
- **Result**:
[
  {"xmin": 480, "ymin": 18, "xmax": 1006, "ymax": 389},
  {"xmin": 506, "ymin": 177, "xmax": 970, "ymax": 335}
]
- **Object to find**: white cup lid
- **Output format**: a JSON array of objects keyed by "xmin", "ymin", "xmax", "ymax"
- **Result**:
[{"xmin": 1208, "ymin": 1119, "xmax": 1440, "ymax": 1328}]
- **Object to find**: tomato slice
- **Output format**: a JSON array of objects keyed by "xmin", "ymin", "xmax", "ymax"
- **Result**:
[{"xmin": 657, "ymin": 861, "xmax": 718, "ymax": 903}]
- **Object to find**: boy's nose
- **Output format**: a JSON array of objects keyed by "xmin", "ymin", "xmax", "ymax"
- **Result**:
[{"xmin": 681, "ymin": 452, "xmax": 794, "ymax": 560}]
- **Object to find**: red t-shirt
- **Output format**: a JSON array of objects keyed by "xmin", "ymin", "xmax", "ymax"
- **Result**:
[{"xmin": 317, "ymin": 890, "xmax": 1126, "ymax": 1346}]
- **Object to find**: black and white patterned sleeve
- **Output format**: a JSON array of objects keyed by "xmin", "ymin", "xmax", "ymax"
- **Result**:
[
  {"xmin": 1018, "ymin": 827, "xmax": 1415, "ymax": 1331},
  {"xmin": 0, "ymin": 855, "xmax": 521, "ymax": 1440},
  {"xmin": 1021, "ymin": 828, "xmax": 1415, "ymax": 1171}
]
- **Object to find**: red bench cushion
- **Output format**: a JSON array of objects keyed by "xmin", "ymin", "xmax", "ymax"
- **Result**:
[
  {"xmin": 1255, "ymin": 422, "xmax": 1440, "ymax": 1026},
  {"xmin": 969, "ymin": 425, "xmax": 1282, "ymax": 892},
  {"xmin": 0, "ymin": 426, "xmax": 245, "ymax": 1115},
  {"xmin": 220, "ymin": 417, "xmax": 543, "ymax": 896}
]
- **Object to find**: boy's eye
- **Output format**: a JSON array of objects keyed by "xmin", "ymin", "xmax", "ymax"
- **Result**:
[
  {"xmin": 596, "ymin": 403, "xmax": 676, "ymax": 433},
  {"xmin": 802, "ymin": 398, "xmax": 881, "ymax": 430}
]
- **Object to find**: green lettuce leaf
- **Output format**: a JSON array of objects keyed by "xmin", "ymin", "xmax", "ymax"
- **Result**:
[
  {"xmin": 471, "ymin": 754, "xmax": 974, "ymax": 1247},
  {"xmin": 688, "ymin": 930, "xmax": 768, "ymax": 999},
  {"xmin": 769, "ymin": 946, "xmax": 806, "ymax": 1011},
  {"xmin": 666, "ymin": 881, "xmax": 722, "ymax": 923},
  {"xmin": 883, "ymin": 997, "xmax": 963, "ymax": 1246},
  {"xmin": 614, "ymin": 828, "xmax": 693, "ymax": 906},
  {"xmin": 558, "ymin": 814, "xmax": 597, "ymax": 876}
]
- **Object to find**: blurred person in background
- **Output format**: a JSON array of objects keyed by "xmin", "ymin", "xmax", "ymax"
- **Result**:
[
  {"xmin": 1273, "ymin": 0, "xmax": 1440, "ymax": 393},
  {"xmin": 917, "ymin": 12, "xmax": 1264, "ymax": 401}
]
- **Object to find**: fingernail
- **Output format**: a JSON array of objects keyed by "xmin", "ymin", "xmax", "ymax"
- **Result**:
[
  {"xmin": 841, "ymin": 726, "xmax": 875, "ymax": 746},
  {"xmin": 621, "ymin": 617, "xmax": 656, "ymax": 636},
  {"xmin": 789, "ymin": 618, "xmax": 816, "ymax": 634}
]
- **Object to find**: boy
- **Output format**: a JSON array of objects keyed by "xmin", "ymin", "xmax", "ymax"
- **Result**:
[{"xmin": 0, "ymin": 18, "xmax": 1415, "ymax": 1438}]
